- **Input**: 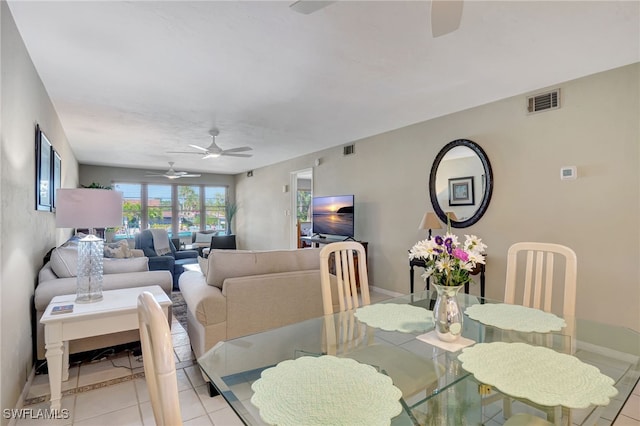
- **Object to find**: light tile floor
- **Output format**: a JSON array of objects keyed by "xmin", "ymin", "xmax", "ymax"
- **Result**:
[
  {"xmin": 17, "ymin": 290, "xmax": 640, "ymax": 426},
  {"xmin": 18, "ymin": 316, "xmax": 243, "ymax": 426}
]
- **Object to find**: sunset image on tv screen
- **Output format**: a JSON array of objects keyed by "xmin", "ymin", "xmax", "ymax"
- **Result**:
[{"xmin": 312, "ymin": 195, "xmax": 354, "ymax": 237}]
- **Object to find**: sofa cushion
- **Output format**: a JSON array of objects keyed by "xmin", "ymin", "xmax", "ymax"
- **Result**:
[
  {"xmin": 103, "ymin": 240, "xmax": 133, "ymax": 259},
  {"xmin": 50, "ymin": 245, "xmax": 148, "ymax": 278},
  {"xmin": 103, "ymin": 257, "xmax": 149, "ymax": 274},
  {"xmin": 207, "ymin": 248, "xmax": 321, "ymax": 289},
  {"xmin": 49, "ymin": 246, "xmax": 79, "ymax": 278}
]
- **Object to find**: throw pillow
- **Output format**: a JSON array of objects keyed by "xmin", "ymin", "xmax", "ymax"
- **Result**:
[
  {"xmin": 195, "ymin": 232, "xmax": 212, "ymax": 244},
  {"xmin": 197, "ymin": 256, "xmax": 208, "ymax": 277},
  {"xmin": 49, "ymin": 246, "xmax": 79, "ymax": 278},
  {"xmin": 104, "ymin": 240, "xmax": 132, "ymax": 259}
]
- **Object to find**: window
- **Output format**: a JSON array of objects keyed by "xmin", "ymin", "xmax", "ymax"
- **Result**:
[
  {"xmin": 114, "ymin": 183, "xmax": 142, "ymax": 238},
  {"xmin": 147, "ymin": 184, "xmax": 172, "ymax": 232},
  {"xmin": 297, "ymin": 189, "xmax": 311, "ymax": 222},
  {"xmin": 114, "ymin": 183, "xmax": 228, "ymax": 239},
  {"xmin": 205, "ymin": 187, "xmax": 227, "ymax": 233},
  {"xmin": 177, "ymin": 185, "xmax": 200, "ymax": 233}
]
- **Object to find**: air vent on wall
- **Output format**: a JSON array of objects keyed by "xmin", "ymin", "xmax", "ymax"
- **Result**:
[
  {"xmin": 343, "ymin": 144, "xmax": 355, "ymax": 156},
  {"xmin": 527, "ymin": 89, "xmax": 560, "ymax": 114}
]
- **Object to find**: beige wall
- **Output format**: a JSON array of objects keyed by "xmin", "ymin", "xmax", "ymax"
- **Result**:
[
  {"xmin": 236, "ymin": 63, "xmax": 640, "ymax": 332},
  {"xmin": 1, "ymin": 3, "xmax": 79, "ymax": 419}
]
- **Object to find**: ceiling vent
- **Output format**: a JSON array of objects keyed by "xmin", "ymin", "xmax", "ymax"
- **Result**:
[
  {"xmin": 527, "ymin": 89, "xmax": 560, "ymax": 114},
  {"xmin": 343, "ymin": 144, "xmax": 355, "ymax": 156}
]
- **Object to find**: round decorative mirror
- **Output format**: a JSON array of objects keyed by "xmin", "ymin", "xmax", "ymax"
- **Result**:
[{"xmin": 429, "ymin": 139, "xmax": 493, "ymax": 228}]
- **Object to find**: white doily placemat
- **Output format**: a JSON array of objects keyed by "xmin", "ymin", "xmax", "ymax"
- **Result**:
[
  {"xmin": 465, "ymin": 303, "xmax": 566, "ymax": 333},
  {"xmin": 354, "ymin": 303, "xmax": 434, "ymax": 333},
  {"xmin": 251, "ymin": 355, "xmax": 402, "ymax": 425},
  {"xmin": 458, "ymin": 342, "xmax": 618, "ymax": 408}
]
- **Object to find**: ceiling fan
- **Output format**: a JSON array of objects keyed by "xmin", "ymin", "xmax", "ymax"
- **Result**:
[
  {"xmin": 144, "ymin": 162, "xmax": 201, "ymax": 180},
  {"xmin": 168, "ymin": 129, "xmax": 253, "ymax": 159},
  {"xmin": 289, "ymin": 0, "xmax": 463, "ymax": 38}
]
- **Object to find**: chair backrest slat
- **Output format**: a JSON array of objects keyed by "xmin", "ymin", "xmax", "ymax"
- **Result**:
[{"xmin": 319, "ymin": 242, "xmax": 369, "ymax": 315}]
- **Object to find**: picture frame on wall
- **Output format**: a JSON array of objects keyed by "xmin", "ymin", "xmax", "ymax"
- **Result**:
[
  {"xmin": 448, "ymin": 176, "xmax": 475, "ymax": 206},
  {"xmin": 35, "ymin": 124, "xmax": 61, "ymax": 212}
]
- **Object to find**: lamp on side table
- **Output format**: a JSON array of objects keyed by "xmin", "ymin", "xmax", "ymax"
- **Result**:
[{"xmin": 56, "ymin": 188, "xmax": 123, "ymax": 303}]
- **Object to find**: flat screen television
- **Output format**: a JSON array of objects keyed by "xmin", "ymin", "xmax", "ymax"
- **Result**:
[{"xmin": 312, "ymin": 195, "xmax": 354, "ymax": 238}]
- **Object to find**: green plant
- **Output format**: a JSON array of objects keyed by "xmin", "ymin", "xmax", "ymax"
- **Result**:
[
  {"xmin": 225, "ymin": 202, "xmax": 238, "ymax": 235},
  {"xmin": 81, "ymin": 182, "xmax": 113, "ymax": 190}
]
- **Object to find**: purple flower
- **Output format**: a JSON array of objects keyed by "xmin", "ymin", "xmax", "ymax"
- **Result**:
[
  {"xmin": 434, "ymin": 235, "xmax": 443, "ymax": 245},
  {"xmin": 452, "ymin": 248, "xmax": 469, "ymax": 262}
]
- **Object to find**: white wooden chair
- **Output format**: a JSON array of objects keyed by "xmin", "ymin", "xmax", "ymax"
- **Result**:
[
  {"xmin": 137, "ymin": 291, "xmax": 183, "ymax": 426},
  {"xmin": 319, "ymin": 242, "xmax": 443, "ymax": 423},
  {"xmin": 501, "ymin": 242, "xmax": 578, "ymax": 425},
  {"xmin": 319, "ymin": 241, "xmax": 370, "ymax": 315}
]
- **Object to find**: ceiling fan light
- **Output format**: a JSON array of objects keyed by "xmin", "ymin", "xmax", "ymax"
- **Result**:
[{"xmin": 204, "ymin": 152, "xmax": 221, "ymax": 159}]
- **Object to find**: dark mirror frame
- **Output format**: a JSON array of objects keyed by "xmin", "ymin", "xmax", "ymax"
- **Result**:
[{"xmin": 429, "ymin": 139, "xmax": 493, "ymax": 228}]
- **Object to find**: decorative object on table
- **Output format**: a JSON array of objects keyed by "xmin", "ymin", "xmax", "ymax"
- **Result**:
[
  {"xmin": 409, "ymin": 223, "xmax": 486, "ymax": 342},
  {"xmin": 465, "ymin": 303, "xmax": 566, "ymax": 333},
  {"xmin": 251, "ymin": 355, "xmax": 402, "ymax": 425},
  {"xmin": 354, "ymin": 303, "xmax": 434, "ymax": 333},
  {"xmin": 56, "ymin": 188, "xmax": 123, "ymax": 303},
  {"xmin": 418, "ymin": 211, "xmax": 442, "ymax": 240},
  {"xmin": 458, "ymin": 342, "xmax": 618, "ymax": 409}
]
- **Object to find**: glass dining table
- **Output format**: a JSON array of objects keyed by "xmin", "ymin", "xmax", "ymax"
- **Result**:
[{"xmin": 197, "ymin": 291, "xmax": 640, "ymax": 426}]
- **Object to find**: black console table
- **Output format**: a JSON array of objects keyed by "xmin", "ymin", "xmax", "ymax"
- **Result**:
[{"xmin": 409, "ymin": 258, "xmax": 485, "ymax": 298}]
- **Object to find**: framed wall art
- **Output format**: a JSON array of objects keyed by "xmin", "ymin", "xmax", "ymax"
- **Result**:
[
  {"xmin": 448, "ymin": 176, "xmax": 475, "ymax": 206},
  {"xmin": 35, "ymin": 124, "xmax": 61, "ymax": 212}
]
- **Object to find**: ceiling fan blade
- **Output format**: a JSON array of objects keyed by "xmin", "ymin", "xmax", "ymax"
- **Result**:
[
  {"xmin": 289, "ymin": 0, "xmax": 335, "ymax": 14},
  {"xmin": 221, "ymin": 153, "xmax": 253, "ymax": 158},
  {"xmin": 144, "ymin": 174, "xmax": 165, "ymax": 177},
  {"xmin": 179, "ymin": 174, "xmax": 201, "ymax": 178},
  {"xmin": 188, "ymin": 144, "xmax": 209, "ymax": 152},
  {"xmin": 431, "ymin": 0, "xmax": 463, "ymax": 38},
  {"xmin": 222, "ymin": 146, "xmax": 253, "ymax": 153}
]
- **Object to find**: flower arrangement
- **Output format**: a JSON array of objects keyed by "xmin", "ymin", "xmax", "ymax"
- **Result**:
[{"xmin": 409, "ymin": 232, "xmax": 487, "ymax": 287}]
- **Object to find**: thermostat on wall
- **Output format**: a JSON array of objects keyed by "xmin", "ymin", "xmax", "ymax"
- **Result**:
[{"xmin": 560, "ymin": 166, "xmax": 577, "ymax": 180}]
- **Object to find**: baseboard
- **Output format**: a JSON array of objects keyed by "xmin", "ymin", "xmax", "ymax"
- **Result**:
[{"xmin": 368, "ymin": 285, "xmax": 404, "ymax": 298}]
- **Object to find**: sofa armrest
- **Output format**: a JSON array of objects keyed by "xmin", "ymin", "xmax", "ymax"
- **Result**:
[
  {"xmin": 175, "ymin": 250, "xmax": 198, "ymax": 260},
  {"xmin": 179, "ymin": 271, "xmax": 226, "ymax": 327},
  {"xmin": 147, "ymin": 255, "xmax": 175, "ymax": 272}
]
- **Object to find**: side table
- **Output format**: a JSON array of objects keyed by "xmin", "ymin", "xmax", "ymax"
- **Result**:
[
  {"xmin": 409, "ymin": 258, "xmax": 485, "ymax": 297},
  {"xmin": 40, "ymin": 285, "xmax": 171, "ymax": 411}
]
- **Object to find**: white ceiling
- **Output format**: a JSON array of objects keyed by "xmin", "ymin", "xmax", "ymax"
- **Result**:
[{"xmin": 7, "ymin": 1, "xmax": 640, "ymax": 175}]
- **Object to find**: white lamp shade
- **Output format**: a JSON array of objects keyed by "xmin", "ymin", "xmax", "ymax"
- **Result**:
[
  {"xmin": 418, "ymin": 212, "xmax": 442, "ymax": 230},
  {"xmin": 56, "ymin": 188, "xmax": 123, "ymax": 228}
]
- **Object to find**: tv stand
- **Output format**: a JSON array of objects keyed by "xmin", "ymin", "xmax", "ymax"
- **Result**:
[{"xmin": 343, "ymin": 236, "xmax": 356, "ymax": 241}]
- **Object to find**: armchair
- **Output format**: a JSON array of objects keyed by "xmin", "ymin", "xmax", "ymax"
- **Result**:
[{"xmin": 135, "ymin": 229, "xmax": 198, "ymax": 290}]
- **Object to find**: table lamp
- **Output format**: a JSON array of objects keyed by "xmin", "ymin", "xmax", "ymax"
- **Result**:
[
  {"xmin": 56, "ymin": 188, "xmax": 123, "ymax": 303},
  {"xmin": 418, "ymin": 212, "xmax": 442, "ymax": 240}
]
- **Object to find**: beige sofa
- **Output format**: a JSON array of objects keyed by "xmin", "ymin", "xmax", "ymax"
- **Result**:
[
  {"xmin": 178, "ymin": 248, "xmax": 326, "ymax": 360},
  {"xmin": 35, "ymin": 243, "xmax": 173, "ymax": 360}
]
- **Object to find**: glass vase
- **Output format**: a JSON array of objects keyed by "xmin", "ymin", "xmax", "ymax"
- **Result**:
[{"xmin": 432, "ymin": 283, "xmax": 464, "ymax": 342}]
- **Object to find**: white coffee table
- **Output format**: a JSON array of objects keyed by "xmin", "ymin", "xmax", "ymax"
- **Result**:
[{"xmin": 40, "ymin": 285, "xmax": 171, "ymax": 411}]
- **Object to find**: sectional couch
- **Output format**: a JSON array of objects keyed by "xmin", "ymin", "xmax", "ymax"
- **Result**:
[{"xmin": 34, "ymin": 241, "xmax": 172, "ymax": 360}]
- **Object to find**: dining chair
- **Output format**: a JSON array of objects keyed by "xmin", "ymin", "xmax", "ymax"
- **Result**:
[
  {"xmin": 319, "ymin": 242, "xmax": 443, "ymax": 424},
  {"xmin": 319, "ymin": 241, "xmax": 370, "ymax": 315},
  {"xmin": 137, "ymin": 291, "xmax": 183, "ymax": 426},
  {"xmin": 499, "ymin": 242, "xmax": 578, "ymax": 425}
]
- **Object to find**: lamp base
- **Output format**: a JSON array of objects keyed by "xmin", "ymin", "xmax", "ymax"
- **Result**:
[{"xmin": 76, "ymin": 234, "xmax": 104, "ymax": 304}]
